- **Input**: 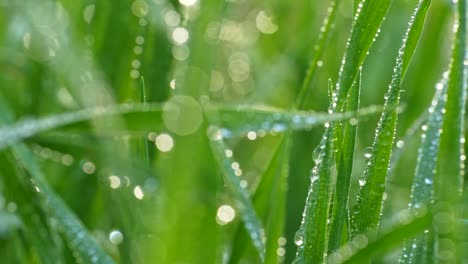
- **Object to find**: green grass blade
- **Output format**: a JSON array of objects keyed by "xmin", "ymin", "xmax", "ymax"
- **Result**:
[
  {"xmin": 434, "ymin": 0, "xmax": 467, "ymax": 261},
  {"xmin": 342, "ymin": 211, "xmax": 432, "ymax": 264},
  {"xmin": 228, "ymin": 135, "xmax": 291, "ymax": 263},
  {"xmin": 0, "ymin": 103, "xmax": 383, "ymax": 150},
  {"xmin": 351, "ymin": 0, "xmax": 431, "ymax": 236},
  {"xmin": 399, "ymin": 78, "xmax": 447, "ymax": 263},
  {"xmin": 293, "ymin": 126, "xmax": 335, "ymax": 263},
  {"xmin": 333, "ymin": 0, "xmax": 391, "ymax": 111},
  {"xmin": 254, "ymin": 135, "xmax": 291, "ymax": 263},
  {"xmin": 208, "ymin": 127, "xmax": 266, "ymax": 261},
  {"xmin": 11, "ymin": 144, "xmax": 115, "ymax": 264},
  {"xmin": 0, "ymin": 98, "xmax": 114, "ymax": 263},
  {"xmin": 328, "ymin": 71, "xmax": 361, "ymax": 253}
]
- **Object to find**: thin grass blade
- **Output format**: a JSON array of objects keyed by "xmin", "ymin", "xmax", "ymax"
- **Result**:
[
  {"xmin": 228, "ymin": 135, "xmax": 291, "ymax": 263},
  {"xmin": 293, "ymin": 125, "xmax": 335, "ymax": 263},
  {"xmin": 207, "ymin": 126, "xmax": 266, "ymax": 261},
  {"xmin": 333, "ymin": 0, "xmax": 391, "ymax": 111},
  {"xmin": 434, "ymin": 0, "xmax": 467, "ymax": 261},
  {"xmin": 328, "ymin": 71, "xmax": 361, "ymax": 253},
  {"xmin": 399, "ymin": 78, "xmax": 447, "ymax": 263},
  {"xmin": 342, "ymin": 211, "xmax": 432, "ymax": 264},
  {"xmin": 0, "ymin": 103, "xmax": 383, "ymax": 151},
  {"xmin": 351, "ymin": 0, "xmax": 432, "ymax": 236},
  {"xmin": 0, "ymin": 97, "xmax": 114, "ymax": 264}
]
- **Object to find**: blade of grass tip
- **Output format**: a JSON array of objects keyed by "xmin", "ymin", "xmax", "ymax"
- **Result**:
[
  {"xmin": 328, "ymin": 71, "xmax": 361, "ymax": 253},
  {"xmin": 341, "ymin": 210, "xmax": 432, "ymax": 264},
  {"xmin": 333, "ymin": 0, "xmax": 391, "ymax": 111},
  {"xmin": 296, "ymin": 0, "xmax": 342, "ymax": 109},
  {"xmin": 351, "ymin": 0, "xmax": 431, "ymax": 237},
  {"xmin": 434, "ymin": 0, "xmax": 467, "ymax": 262},
  {"xmin": 399, "ymin": 78, "xmax": 447, "ymax": 264},
  {"xmin": 0, "ymin": 99, "xmax": 115, "ymax": 264},
  {"xmin": 293, "ymin": 123, "xmax": 335, "ymax": 263},
  {"xmin": 206, "ymin": 125, "xmax": 266, "ymax": 261}
]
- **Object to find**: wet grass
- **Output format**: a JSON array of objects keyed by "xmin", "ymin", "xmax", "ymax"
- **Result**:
[{"xmin": 0, "ymin": 0, "xmax": 467, "ymax": 263}]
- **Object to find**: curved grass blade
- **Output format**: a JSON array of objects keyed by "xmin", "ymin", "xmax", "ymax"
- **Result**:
[
  {"xmin": 399, "ymin": 78, "xmax": 447, "ymax": 263},
  {"xmin": 6, "ymin": 147, "xmax": 113, "ymax": 263},
  {"xmin": 434, "ymin": 0, "xmax": 467, "ymax": 261},
  {"xmin": 207, "ymin": 126, "xmax": 266, "ymax": 261},
  {"xmin": 333, "ymin": 0, "xmax": 391, "ymax": 111},
  {"xmin": 342, "ymin": 210, "xmax": 432, "ymax": 264},
  {"xmin": 328, "ymin": 71, "xmax": 361, "ymax": 253},
  {"xmin": 10, "ymin": 144, "xmax": 115, "ymax": 264},
  {"xmin": 0, "ymin": 98, "xmax": 114, "ymax": 263},
  {"xmin": 351, "ymin": 0, "xmax": 432, "ymax": 236},
  {"xmin": 0, "ymin": 103, "xmax": 383, "ymax": 151},
  {"xmin": 293, "ymin": 125, "xmax": 335, "ymax": 263},
  {"xmin": 228, "ymin": 135, "xmax": 291, "ymax": 263}
]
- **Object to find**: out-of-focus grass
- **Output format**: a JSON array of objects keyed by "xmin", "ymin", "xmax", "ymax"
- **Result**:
[{"xmin": 0, "ymin": 0, "xmax": 466, "ymax": 263}]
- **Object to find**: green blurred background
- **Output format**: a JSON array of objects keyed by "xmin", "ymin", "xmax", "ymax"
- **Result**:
[{"xmin": 0, "ymin": 0, "xmax": 460, "ymax": 263}]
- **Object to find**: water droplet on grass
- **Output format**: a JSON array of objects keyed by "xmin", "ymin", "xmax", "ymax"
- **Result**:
[
  {"xmin": 359, "ymin": 178, "xmax": 366, "ymax": 186},
  {"xmin": 364, "ymin": 147, "xmax": 372, "ymax": 158},
  {"xmin": 109, "ymin": 230, "xmax": 124, "ymax": 245},
  {"xmin": 216, "ymin": 205, "xmax": 235, "ymax": 225},
  {"xmin": 294, "ymin": 229, "xmax": 304, "ymax": 246}
]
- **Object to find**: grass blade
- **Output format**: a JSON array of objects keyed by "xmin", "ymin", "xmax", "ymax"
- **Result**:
[
  {"xmin": 0, "ymin": 103, "xmax": 383, "ymax": 151},
  {"xmin": 399, "ymin": 78, "xmax": 447, "ymax": 263},
  {"xmin": 333, "ymin": 0, "xmax": 391, "ymax": 110},
  {"xmin": 228, "ymin": 135, "xmax": 291, "ymax": 263},
  {"xmin": 0, "ymin": 99, "xmax": 114, "ymax": 264},
  {"xmin": 434, "ymin": 0, "xmax": 467, "ymax": 261},
  {"xmin": 207, "ymin": 126, "xmax": 266, "ymax": 261},
  {"xmin": 328, "ymin": 71, "xmax": 361, "ymax": 253},
  {"xmin": 342, "ymin": 210, "xmax": 432, "ymax": 264},
  {"xmin": 293, "ymin": 125, "xmax": 335, "ymax": 263},
  {"xmin": 11, "ymin": 144, "xmax": 115, "ymax": 264},
  {"xmin": 351, "ymin": 0, "xmax": 431, "ymax": 236}
]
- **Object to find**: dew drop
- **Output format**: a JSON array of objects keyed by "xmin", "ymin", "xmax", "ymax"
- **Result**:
[
  {"xmin": 108, "ymin": 175, "xmax": 121, "ymax": 189},
  {"xmin": 294, "ymin": 229, "xmax": 304, "ymax": 246},
  {"xmin": 424, "ymin": 178, "xmax": 433, "ymax": 184},
  {"xmin": 359, "ymin": 178, "xmax": 366, "ymax": 186},
  {"xmin": 247, "ymin": 131, "xmax": 257, "ymax": 140},
  {"xmin": 133, "ymin": 185, "xmax": 144, "ymax": 200},
  {"xmin": 155, "ymin": 134, "xmax": 174, "ymax": 152},
  {"xmin": 349, "ymin": 118, "xmax": 358, "ymax": 126},
  {"xmin": 82, "ymin": 161, "xmax": 96, "ymax": 174},
  {"xmin": 216, "ymin": 205, "xmax": 235, "ymax": 225},
  {"xmin": 364, "ymin": 147, "xmax": 372, "ymax": 158},
  {"xmin": 396, "ymin": 140, "xmax": 405, "ymax": 149},
  {"xmin": 109, "ymin": 230, "xmax": 124, "ymax": 245}
]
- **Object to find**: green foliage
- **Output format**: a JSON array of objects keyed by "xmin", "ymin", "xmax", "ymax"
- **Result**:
[{"xmin": 0, "ymin": 0, "xmax": 467, "ymax": 263}]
